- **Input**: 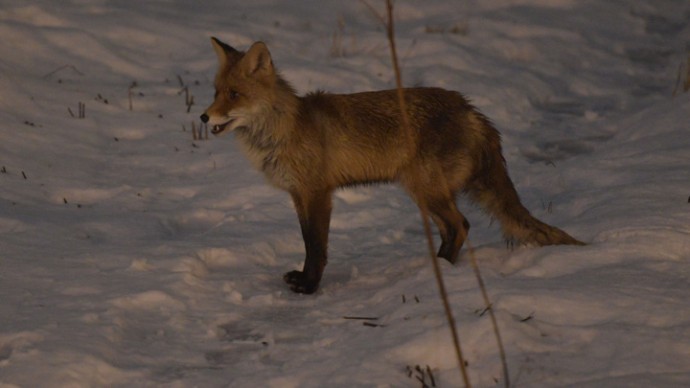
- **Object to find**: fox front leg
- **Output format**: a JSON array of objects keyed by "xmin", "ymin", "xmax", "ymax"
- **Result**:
[{"xmin": 284, "ymin": 191, "xmax": 333, "ymax": 294}]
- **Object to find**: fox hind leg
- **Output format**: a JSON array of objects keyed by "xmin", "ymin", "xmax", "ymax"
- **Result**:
[
  {"xmin": 402, "ymin": 161, "xmax": 470, "ymax": 264},
  {"xmin": 427, "ymin": 196, "xmax": 469, "ymax": 264}
]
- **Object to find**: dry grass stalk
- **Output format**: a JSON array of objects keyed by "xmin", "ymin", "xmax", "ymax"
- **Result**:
[
  {"xmin": 380, "ymin": 0, "xmax": 471, "ymax": 386},
  {"xmin": 673, "ymin": 54, "xmax": 690, "ymax": 96},
  {"xmin": 372, "ymin": 1, "xmax": 512, "ymax": 386}
]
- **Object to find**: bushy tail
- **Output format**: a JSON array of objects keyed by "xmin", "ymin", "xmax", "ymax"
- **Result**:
[{"xmin": 467, "ymin": 135, "xmax": 584, "ymax": 247}]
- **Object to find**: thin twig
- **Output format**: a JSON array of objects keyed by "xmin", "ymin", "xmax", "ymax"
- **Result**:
[
  {"xmin": 673, "ymin": 61, "xmax": 683, "ymax": 96},
  {"xmin": 128, "ymin": 81, "xmax": 137, "ymax": 111},
  {"xmin": 42, "ymin": 64, "xmax": 84, "ymax": 78},
  {"xmin": 383, "ymin": 1, "xmax": 470, "ymax": 386},
  {"xmin": 426, "ymin": 365, "xmax": 436, "ymax": 387},
  {"xmin": 385, "ymin": 1, "xmax": 413, "ymax": 145},
  {"xmin": 466, "ymin": 239, "xmax": 510, "ymax": 388},
  {"xmin": 360, "ymin": 0, "xmax": 386, "ymax": 25},
  {"xmin": 684, "ymin": 54, "xmax": 690, "ymax": 93},
  {"xmin": 343, "ymin": 316, "xmax": 379, "ymax": 321},
  {"xmin": 673, "ymin": 55, "xmax": 690, "ymax": 96}
]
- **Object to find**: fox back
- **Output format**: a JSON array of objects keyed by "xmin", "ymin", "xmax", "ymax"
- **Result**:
[{"xmin": 201, "ymin": 38, "xmax": 583, "ymax": 294}]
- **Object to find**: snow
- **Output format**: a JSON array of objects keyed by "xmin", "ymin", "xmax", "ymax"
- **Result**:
[{"xmin": 1, "ymin": 0, "xmax": 689, "ymax": 386}]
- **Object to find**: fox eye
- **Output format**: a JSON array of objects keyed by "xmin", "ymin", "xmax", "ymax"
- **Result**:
[{"xmin": 228, "ymin": 90, "xmax": 239, "ymax": 100}]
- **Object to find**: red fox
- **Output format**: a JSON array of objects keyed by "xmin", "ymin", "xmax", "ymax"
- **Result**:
[{"xmin": 200, "ymin": 38, "xmax": 584, "ymax": 294}]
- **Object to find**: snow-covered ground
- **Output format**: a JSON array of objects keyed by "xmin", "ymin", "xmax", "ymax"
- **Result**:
[{"xmin": 1, "ymin": 1, "xmax": 689, "ymax": 386}]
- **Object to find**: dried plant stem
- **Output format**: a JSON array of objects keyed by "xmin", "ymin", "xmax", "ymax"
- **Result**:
[
  {"xmin": 385, "ymin": 1, "xmax": 412, "ymax": 143},
  {"xmin": 424, "ymin": 210, "xmax": 470, "ymax": 387},
  {"xmin": 383, "ymin": 1, "xmax": 470, "ymax": 386},
  {"xmin": 684, "ymin": 54, "xmax": 690, "ymax": 93},
  {"xmin": 466, "ymin": 240, "xmax": 510, "ymax": 388},
  {"xmin": 672, "ymin": 55, "xmax": 690, "ymax": 96},
  {"xmin": 128, "ymin": 81, "xmax": 137, "ymax": 111},
  {"xmin": 42, "ymin": 64, "xmax": 84, "ymax": 78},
  {"xmin": 68, "ymin": 102, "xmax": 86, "ymax": 119}
]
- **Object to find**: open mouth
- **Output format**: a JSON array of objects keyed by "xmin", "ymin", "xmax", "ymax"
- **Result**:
[{"xmin": 211, "ymin": 119, "xmax": 234, "ymax": 135}]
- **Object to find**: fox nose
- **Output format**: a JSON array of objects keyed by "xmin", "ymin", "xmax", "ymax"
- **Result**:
[{"xmin": 200, "ymin": 113, "xmax": 209, "ymax": 123}]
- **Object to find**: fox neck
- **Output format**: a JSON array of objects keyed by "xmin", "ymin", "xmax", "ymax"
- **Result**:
[{"xmin": 234, "ymin": 77, "xmax": 299, "ymax": 178}]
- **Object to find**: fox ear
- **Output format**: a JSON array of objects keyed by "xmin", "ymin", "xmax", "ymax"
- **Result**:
[
  {"xmin": 210, "ymin": 37, "xmax": 241, "ymax": 68},
  {"xmin": 241, "ymin": 41, "xmax": 274, "ymax": 78}
]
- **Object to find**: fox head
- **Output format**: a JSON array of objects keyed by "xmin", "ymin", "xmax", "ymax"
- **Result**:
[{"xmin": 200, "ymin": 38, "xmax": 283, "ymax": 135}]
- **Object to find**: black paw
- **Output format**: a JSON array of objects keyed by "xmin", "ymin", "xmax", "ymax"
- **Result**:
[{"xmin": 283, "ymin": 270, "xmax": 319, "ymax": 294}]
